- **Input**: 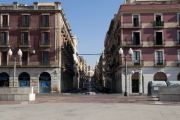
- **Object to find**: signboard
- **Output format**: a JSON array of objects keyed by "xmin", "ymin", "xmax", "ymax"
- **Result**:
[
  {"xmin": 20, "ymin": 82, "xmax": 28, "ymax": 87},
  {"xmin": 41, "ymin": 82, "xmax": 48, "ymax": 88},
  {"xmin": 154, "ymin": 87, "xmax": 159, "ymax": 90}
]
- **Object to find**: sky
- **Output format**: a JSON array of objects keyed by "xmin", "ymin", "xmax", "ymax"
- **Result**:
[{"xmin": 1, "ymin": 0, "xmax": 124, "ymax": 67}]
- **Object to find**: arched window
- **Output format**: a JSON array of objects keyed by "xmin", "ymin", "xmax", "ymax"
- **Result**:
[
  {"xmin": 18, "ymin": 72, "xmax": 30, "ymax": 87},
  {"xmin": 154, "ymin": 72, "xmax": 167, "ymax": 81},
  {"xmin": 39, "ymin": 72, "xmax": 51, "ymax": 93}
]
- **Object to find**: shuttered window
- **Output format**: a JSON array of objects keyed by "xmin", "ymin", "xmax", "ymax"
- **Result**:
[
  {"xmin": 133, "ymin": 51, "xmax": 140, "ymax": 65},
  {"xmin": 156, "ymin": 51, "xmax": 163, "ymax": 65},
  {"xmin": 2, "ymin": 32, "xmax": 6, "ymax": 44}
]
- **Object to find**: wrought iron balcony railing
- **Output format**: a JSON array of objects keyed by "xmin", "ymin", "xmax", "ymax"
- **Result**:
[
  {"xmin": 154, "ymin": 60, "xmax": 166, "ymax": 66},
  {"xmin": 154, "ymin": 40, "xmax": 165, "ymax": 46},
  {"xmin": 153, "ymin": 21, "xmax": 164, "ymax": 27}
]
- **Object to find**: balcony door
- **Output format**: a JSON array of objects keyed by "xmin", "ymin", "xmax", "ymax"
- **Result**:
[
  {"xmin": 2, "ymin": 32, "xmax": 6, "ymax": 44},
  {"xmin": 156, "ymin": 15, "xmax": 161, "ymax": 22},
  {"xmin": 43, "ymin": 51, "xmax": 48, "ymax": 65},
  {"xmin": 133, "ymin": 15, "xmax": 139, "ymax": 27},
  {"xmin": 22, "ymin": 51, "xmax": 28, "ymax": 66},
  {"xmin": 43, "ymin": 32, "xmax": 48, "ymax": 44},
  {"xmin": 22, "ymin": 32, "xmax": 28, "ymax": 44},
  {"xmin": 156, "ymin": 51, "xmax": 163, "ymax": 65},
  {"xmin": 133, "ymin": 32, "xmax": 140, "ymax": 45},
  {"xmin": 44, "ymin": 15, "xmax": 49, "ymax": 27},
  {"xmin": 23, "ymin": 15, "xmax": 29, "ymax": 27},
  {"xmin": 156, "ymin": 32, "xmax": 162, "ymax": 45},
  {"xmin": 2, "ymin": 15, "xmax": 8, "ymax": 27},
  {"xmin": 1, "ymin": 52, "xmax": 7, "ymax": 66},
  {"xmin": 133, "ymin": 51, "xmax": 140, "ymax": 65}
]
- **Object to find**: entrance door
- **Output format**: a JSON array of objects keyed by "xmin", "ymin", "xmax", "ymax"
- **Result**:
[
  {"xmin": 132, "ymin": 80, "xmax": 139, "ymax": 93},
  {"xmin": 39, "ymin": 72, "xmax": 51, "ymax": 93}
]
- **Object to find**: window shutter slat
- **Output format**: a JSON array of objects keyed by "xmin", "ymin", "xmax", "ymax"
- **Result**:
[
  {"xmin": 42, "ymin": 15, "xmax": 44, "ymax": 26},
  {"xmin": 21, "ymin": 15, "xmax": 24, "ymax": 26}
]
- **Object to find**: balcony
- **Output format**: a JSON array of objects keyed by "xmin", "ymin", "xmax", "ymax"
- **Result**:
[
  {"xmin": 0, "ymin": 23, "xmax": 10, "ymax": 29},
  {"xmin": 177, "ymin": 40, "xmax": 180, "ymax": 46},
  {"xmin": 154, "ymin": 60, "xmax": 166, "ymax": 66},
  {"xmin": 154, "ymin": 40, "xmax": 165, "ymax": 47},
  {"xmin": 61, "ymin": 26, "xmax": 65, "ymax": 33},
  {"xmin": 153, "ymin": 21, "xmax": 164, "ymax": 27},
  {"xmin": 133, "ymin": 60, "xmax": 144, "ymax": 66},
  {"xmin": 0, "ymin": 41, "xmax": 10, "ymax": 48},
  {"xmin": 1, "ymin": 61, "xmax": 7, "ymax": 66},
  {"xmin": 19, "ymin": 22, "xmax": 31, "ymax": 29},
  {"xmin": 123, "ymin": 40, "xmax": 143, "ymax": 47},
  {"xmin": 39, "ymin": 40, "xmax": 51, "ymax": 47},
  {"xmin": 18, "ymin": 41, "xmax": 31, "ymax": 48},
  {"xmin": 121, "ymin": 22, "xmax": 142, "ymax": 28},
  {"xmin": 39, "ymin": 22, "xmax": 51, "ymax": 29}
]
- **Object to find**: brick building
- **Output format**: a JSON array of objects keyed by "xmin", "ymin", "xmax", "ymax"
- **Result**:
[
  {"xmin": 104, "ymin": 0, "xmax": 180, "ymax": 94},
  {"xmin": 0, "ymin": 2, "xmax": 76, "ymax": 93}
]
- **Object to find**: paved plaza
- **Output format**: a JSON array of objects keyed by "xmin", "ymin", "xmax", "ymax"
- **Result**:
[{"xmin": 0, "ymin": 94, "xmax": 180, "ymax": 120}]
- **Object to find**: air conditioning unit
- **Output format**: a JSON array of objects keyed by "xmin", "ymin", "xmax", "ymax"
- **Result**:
[{"xmin": 30, "ymin": 50, "xmax": 35, "ymax": 54}]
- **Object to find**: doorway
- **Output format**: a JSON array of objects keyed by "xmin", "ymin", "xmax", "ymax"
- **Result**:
[
  {"xmin": 39, "ymin": 72, "xmax": 51, "ymax": 93},
  {"xmin": 131, "ymin": 72, "xmax": 144, "ymax": 93},
  {"xmin": 0, "ymin": 72, "xmax": 9, "ymax": 87},
  {"xmin": 18, "ymin": 72, "xmax": 30, "ymax": 87}
]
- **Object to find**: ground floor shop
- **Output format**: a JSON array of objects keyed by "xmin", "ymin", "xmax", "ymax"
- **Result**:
[
  {"xmin": 0, "ymin": 68, "xmax": 75, "ymax": 93},
  {"xmin": 114, "ymin": 67, "xmax": 180, "ymax": 95}
]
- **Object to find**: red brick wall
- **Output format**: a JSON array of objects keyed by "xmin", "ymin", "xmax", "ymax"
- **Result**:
[{"xmin": 5, "ymin": 12, "xmax": 55, "ymax": 62}]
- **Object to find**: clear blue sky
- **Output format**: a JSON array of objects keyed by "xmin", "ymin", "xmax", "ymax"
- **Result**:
[{"xmin": 1, "ymin": 0, "xmax": 124, "ymax": 67}]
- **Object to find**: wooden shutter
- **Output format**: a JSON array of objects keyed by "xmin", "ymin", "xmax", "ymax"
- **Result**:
[
  {"xmin": 41, "ymin": 32, "xmax": 43, "ymax": 44},
  {"xmin": 48, "ymin": 15, "xmax": 50, "ymax": 27},
  {"xmin": 42, "ymin": 51, "xmax": 43, "ymax": 65},
  {"xmin": 0, "ymin": 32, "xmax": 2, "ymax": 44},
  {"xmin": 48, "ymin": 32, "xmax": 50, "ymax": 43},
  {"xmin": 28, "ymin": 15, "xmax": 30, "ymax": 26},
  {"xmin": 21, "ymin": 32, "xmax": 23, "ymax": 43},
  {"xmin": 48, "ymin": 51, "xmax": 50, "ymax": 64},
  {"xmin": 21, "ymin": 15, "xmax": 24, "ymax": 26},
  {"xmin": 41, "ymin": 15, "xmax": 44, "ymax": 27}
]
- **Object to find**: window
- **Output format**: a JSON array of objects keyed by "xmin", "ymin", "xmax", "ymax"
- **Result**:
[
  {"xmin": 2, "ymin": 32, "xmax": 6, "ymax": 44},
  {"xmin": 43, "ymin": 32, "xmax": 49, "ymax": 43},
  {"xmin": 156, "ymin": 51, "xmax": 163, "ymax": 65},
  {"xmin": 133, "ymin": 15, "xmax": 139, "ymax": 27},
  {"xmin": 1, "ymin": 52, "xmax": 7, "ymax": 66},
  {"xmin": 155, "ymin": 32, "xmax": 163, "ymax": 45},
  {"xmin": 22, "ymin": 51, "xmax": 28, "ymax": 66},
  {"xmin": 178, "ymin": 32, "xmax": 180, "ymax": 45},
  {"xmin": 133, "ymin": 51, "xmax": 140, "ymax": 65},
  {"xmin": 22, "ymin": 32, "xmax": 28, "ymax": 43},
  {"xmin": 23, "ymin": 15, "xmax": 29, "ymax": 26},
  {"xmin": 154, "ymin": 14, "xmax": 164, "ymax": 27},
  {"xmin": 178, "ymin": 51, "xmax": 180, "ymax": 64},
  {"xmin": 2, "ymin": 15, "xmax": 8, "ymax": 27},
  {"xmin": 44, "ymin": 15, "xmax": 49, "ymax": 27},
  {"xmin": 43, "ymin": 51, "xmax": 48, "ymax": 65},
  {"xmin": 133, "ymin": 32, "xmax": 140, "ymax": 45}
]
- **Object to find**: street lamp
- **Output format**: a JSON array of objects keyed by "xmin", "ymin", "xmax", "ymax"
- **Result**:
[
  {"xmin": 119, "ymin": 48, "xmax": 133, "ymax": 96},
  {"xmin": 8, "ymin": 49, "xmax": 22, "ymax": 87}
]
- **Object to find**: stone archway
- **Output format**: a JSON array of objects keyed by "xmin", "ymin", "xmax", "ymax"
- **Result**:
[
  {"xmin": 18, "ymin": 72, "xmax": 30, "ymax": 87},
  {"xmin": 0, "ymin": 72, "xmax": 9, "ymax": 87},
  {"xmin": 39, "ymin": 72, "xmax": 51, "ymax": 93},
  {"xmin": 154, "ymin": 72, "xmax": 167, "ymax": 81},
  {"xmin": 131, "ymin": 72, "xmax": 144, "ymax": 93}
]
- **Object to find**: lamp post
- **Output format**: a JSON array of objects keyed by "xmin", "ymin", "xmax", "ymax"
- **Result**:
[
  {"xmin": 8, "ymin": 49, "xmax": 22, "ymax": 87},
  {"xmin": 129, "ymin": 70, "xmax": 134, "ymax": 96},
  {"xmin": 119, "ymin": 48, "xmax": 133, "ymax": 96}
]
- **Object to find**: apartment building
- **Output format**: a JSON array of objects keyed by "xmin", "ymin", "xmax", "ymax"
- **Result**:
[
  {"xmin": 104, "ymin": 0, "xmax": 180, "ymax": 94},
  {"xmin": 0, "ymin": 2, "xmax": 75, "ymax": 93}
]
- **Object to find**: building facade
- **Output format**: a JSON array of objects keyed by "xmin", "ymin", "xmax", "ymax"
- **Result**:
[
  {"xmin": 104, "ymin": 0, "xmax": 180, "ymax": 94},
  {"xmin": 0, "ymin": 2, "xmax": 76, "ymax": 93}
]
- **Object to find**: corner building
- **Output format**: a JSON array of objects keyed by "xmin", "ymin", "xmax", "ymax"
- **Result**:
[
  {"xmin": 0, "ymin": 2, "xmax": 75, "ymax": 93},
  {"xmin": 104, "ymin": 0, "xmax": 180, "ymax": 94}
]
